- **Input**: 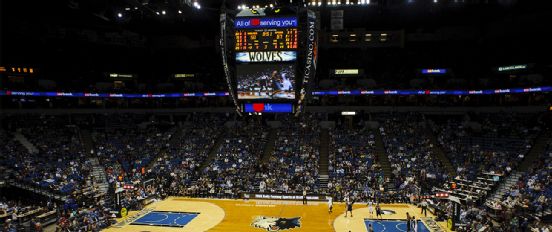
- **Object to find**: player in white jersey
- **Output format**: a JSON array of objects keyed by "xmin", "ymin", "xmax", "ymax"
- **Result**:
[
  {"xmin": 328, "ymin": 196, "xmax": 333, "ymax": 213},
  {"xmin": 280, "ymin": 73, "xmax": 293, "ymax": 91},
  {"xmin": 259, "ymin": 75, "xmax": 269, "ymax": 97},
  {"xmin": 367, "ymin": 201, "xmax": 374, "ymax": 218}
]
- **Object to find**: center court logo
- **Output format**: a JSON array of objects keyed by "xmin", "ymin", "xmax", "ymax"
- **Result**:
[
  {"xmin": 381, "ymin": 209, "xmax": 396, "ymax": 215},
  {"xmin": 251, "ymin": 216, "xmax": 301, "ymax": 231}
]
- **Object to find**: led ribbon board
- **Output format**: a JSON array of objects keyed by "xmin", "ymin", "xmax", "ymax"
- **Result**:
[
  {"xmin": 243, "ymin": 103, "xmax": 293, "ymax": 113},
  {"xmin": 2, "ymin": 87, "xmax": 549, "ymax": 98}
]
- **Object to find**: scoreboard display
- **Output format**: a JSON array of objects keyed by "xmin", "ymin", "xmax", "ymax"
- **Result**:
[
  {"xmin": 234, "ymin": 28, "xmax": 298, "ymax": 51},
  {"xmin": 223, "ymin": 7, "xmax": 317, "ymax": 114},
  {"xmin": 234, "ymin": 15, "xmax": 298, "ymax": 100}
]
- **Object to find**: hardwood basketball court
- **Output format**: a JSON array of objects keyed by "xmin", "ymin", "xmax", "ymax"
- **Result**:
[{"xmin": 102, "ymin": 197, "xmax": 450, "ymax": 232}]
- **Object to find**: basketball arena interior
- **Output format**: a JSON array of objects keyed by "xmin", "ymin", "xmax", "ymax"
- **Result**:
[{"xmin": 0, "ymin": 0, "xmax": 551, "ymax": 231}]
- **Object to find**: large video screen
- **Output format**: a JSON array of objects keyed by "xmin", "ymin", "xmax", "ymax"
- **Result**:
[
  {"xmin": 234, "ymin": 16, "xmax": 297, "ymax": 101},
  {"xmin": 237, "ymin": 64, "xmax": 295, "ymax": 100}
]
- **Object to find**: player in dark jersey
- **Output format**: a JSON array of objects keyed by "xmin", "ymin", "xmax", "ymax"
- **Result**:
[
  {"xmin": 406, "ymin": 212, "xmax": 411, "ymax": 232},
  {"xmin": 271, "ymin": 70, "xmax": 283, "ymax": 96},
  {"xmin": 259, "ymin": 74, "xmax": 268, "ymax": 97},
  {"xmin": 344, "ymin": 196, "xmax": 354, "ymax": 217},
  {"xmin": 375, "ymin": 203, "xmax": 383, "ymax": 219}
]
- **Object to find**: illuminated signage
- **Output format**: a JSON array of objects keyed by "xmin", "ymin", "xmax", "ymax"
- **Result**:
[
  {"xmin": 1, "ymin": 86, "xmax": 551, "ymax": 99},
  {"xmin": 235, "ymin": 17, "xmax": 298, "ymax": 29},
  {"xmin": 4, "ymin": 66, "xmax": 34, "ymax": 74},
  {"xmin": 295, "ymin": 11, "xmax": 318, "ymax": 116},
  {"xmin": 341, "ymin": 111, "xmax": 356, "ymax": 116},
  {"xmin": 108, "ymin": 73, "xmax": 135, "ymax": 79},
  {"xmin": 334, "ymin": 69, "xmax": 359, "ymax": 75},
  {"xmin": 421, "ymin": 69, "xmax": 447, "ymax": 74},
  {"xmin": 243, "ymin": 103, "xmax": 293, "ymax": 113},
  {"xmin": 173, "ymin": 74, "xmax": 195, "ymax": 78},
  {"xmin": 236, "ymin": 51, "xmax": 297, "ymax": 62},
  {"xmin": 243, "ymin": 193, "xmax": 327, "ymax": 200},
  {"xmin": 498, "ymin": 64, "xmax": 527, "ymax": 72}
]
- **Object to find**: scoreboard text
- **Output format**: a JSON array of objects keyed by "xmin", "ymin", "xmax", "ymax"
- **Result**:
[{"xmin": 235, "ymin": 28, "xmax": 298, "ymax": 51}]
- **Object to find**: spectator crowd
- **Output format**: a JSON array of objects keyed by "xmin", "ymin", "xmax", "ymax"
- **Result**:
[{"xmin": 0, "ymin": 112, "xmax": 550, "ymax": 231}]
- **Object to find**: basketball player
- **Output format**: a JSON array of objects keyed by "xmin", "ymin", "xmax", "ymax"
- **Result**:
[
  {"xmin": 259, "ymin": 74, "xmax": 268, "ymax": 97},
  {"xmin": 255, "ymin": 79, "xmax": 262, "ymax": 97},
  {"xmin": 247, "ymin": 79, "xmax": 254, "ymax": 97},
  {"xmin": 280, "ymin": 72, "xmax": 293, "ymax": 91},
  {"xmin": 375, "ymin": 203, "xmax": 383, "ymax": 219},
  {"xmin": 271, "ymin": 70, "xmax": 282, "ymax": 96},
  {"xmin": 367, "ymin": 224, "xmax": 374, "ymax": 232},
  {"xmin": 345, "ymin": 197, "xmax": 354, "ymax": 217},
  {"xmin": 328, "ymin": 196, "xmax": 333, "ymax": 213},
  {"xmin": 344, "ymin": 196, "xmax": 349, "ymax": 217},
  {"xmin": 412, "ymin": 216, "xmax": 418, "ymax": 232},
  {"xmin": 367, "ymin": 200, "xmax": 374, "ymax": 218},
  {"xmin": 406, "ymin": 212, "xmax": 411, "ymax": 232}
]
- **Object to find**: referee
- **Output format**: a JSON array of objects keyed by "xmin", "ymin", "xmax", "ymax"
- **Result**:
[{"xmin": 421, "ymin": 200, "xmax": 428, "ymax": 217}]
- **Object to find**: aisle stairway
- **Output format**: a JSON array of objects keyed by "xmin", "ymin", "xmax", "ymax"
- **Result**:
[
  {"xmin": 424, "ymin": 124, "xmax": 456, "ymax": 177},
  {"xmin": 374, "ymin": 129, "xmax": 394, "ymax": 191},
  {"xmin": 80, "ymin": 128, "xmax": 109, "ymax": 194},
  {"xmin": 485, "ymin": 132, "xmax": 550, "ymax": 212},
  {"xmin": 14, "ymin": 131, "xmax": 39, "ymax": 154},
  {"xmin": 529, "ymin": 134, "xmax": 552, "ymax": 221},
  {"xmin": 486, "ymin": 171, "xmax": 522, "ymax": 205},
  {"xmin": 261, "ymin": 129, "xmax": 277, "ymax": 164},
  {"xmin": 89, "ymin": 157, "xmax": 109, "ymax": 194},
  {"xmin": 146, "ymin": 126, "xmax": 183, "ymax": 170},
  {"xmin": 515, "ymin": 133, "xmax": 551, "ymax": 220},
  {"xmin": 519, "ymin": 132, "xmax": 550, "ymax": 172},
  {"xmin": 318, "ymin": 129, "xmax": 330, "ymax": 191},
  {"xmin": 79, "ymin": 129, "xmax": 94, "ymax": 154},
  {"xmin": 199, "ymin": 132, "xmax": 227, "ymax": 170},
  {"xmin": 318, "ymin": 175, "xmax": 329, "ymax": 193}
]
